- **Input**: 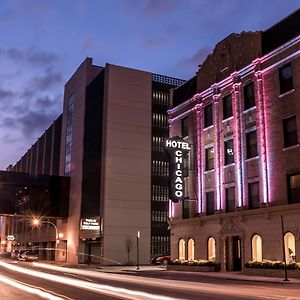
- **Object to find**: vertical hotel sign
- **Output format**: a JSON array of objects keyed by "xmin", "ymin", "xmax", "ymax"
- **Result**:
[{"xmin": 164, "ymin": 137, "xmax": 191, "ymax": 203}]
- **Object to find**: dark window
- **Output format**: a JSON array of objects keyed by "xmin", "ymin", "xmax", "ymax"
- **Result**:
[
  {"xmin": 246, "ymin": 131, "xmax": 258, "ymax": 159},
  {"xmin": 279, "ymin": 63, "xmax": 293, "ymax": 94},
  {"xmin": 206, "ymin": 192, "xmax": 215, "ymax": 215},
  {"xmin": 287, "ymin": 173, "xmax": 300, "ymax": 204},
  {"xmin": 226, "ymin": 187, "xmax": 235, "ymax": 212},
  {"xmin": 183, "ymin": 155, "xmax": 189, "ymax": 177},
  {"xmin": 204, "ymin": 104, "xmax": 213, "ymax": 128},
  {"xmin": 182, "ymin": 199, "xmax": 190, "ymax": 219},
  {"xmin": 205, "ymin": 147, "xmax": 214, "ymax": 171},
  {"xmin": 244, "ymin": 82, "xmax": 255, "ymax": 110},
  {"xmin": 248, "ymin": 182, "xmax": 260, "ymax": 209},
  {"xmin": 224, "ymin": 139, "xmax": 234, "ymax": 165},
  {"xmin": 283, "ymin": 116, "xmax": 298, "ymax": 148},
  {"xmin": 181, "ymin": 117, "xmax": 189, "ymax": 138},
  {"xmin": 223, "ymin": 94, "xmax": 232, "ymax": 120}
]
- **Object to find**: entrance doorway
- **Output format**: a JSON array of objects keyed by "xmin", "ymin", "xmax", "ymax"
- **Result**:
[{"xmin": 225, "ymin": 236, "xmax": 242, "ymax": 271}]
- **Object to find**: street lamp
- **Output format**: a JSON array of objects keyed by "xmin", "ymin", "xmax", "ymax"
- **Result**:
[
  {"xmin": 32, "ymin": 218, "xmax": 59, "ymax": 261},
  {"xmin": 136, "ymin": 230, "xmax": 140, "ymax": 270}
]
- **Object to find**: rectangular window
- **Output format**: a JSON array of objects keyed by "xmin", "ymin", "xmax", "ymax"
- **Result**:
[
  {"xmin": 248, "ymin": 182, "xmax": 260, "ymax": 209},
  {"xmin": 223, "ymin": 94, "xmax": 232, "ymax": 120},
  {"xmin": 204, "ymin": 104, "xmax": 213, "ymax": 128},
  {"xmin": 279, "ymin": 63, "xmax": 293, "ymax": 94},
  {"xmin": 205, "ymin": 147, "xmax": 214, "ymax": 171},
  {"xmin": 226, "ymin": 187, "xmax": 235, "ymax": 212},
  {"xmin": 283, "ymin": 116, "xmax": 298, "ymax": 148},
  {"xmin": 182, "ymin": 199, "xmax": 190, "ymax": 219},
  {"xmin": 224, "ymin": 139, "xmax": 234, "ymax": 165},
  {"xmin": 206, "ymin": 191, "xmax": 215, "ymax": 215},
  {"xmin": 287, "ymin": 173, "xmax": 300, "ymax": 204},
  {"xmin": 181, "ymin": 116, "xmax": 189, "ymax": 138},
  {"xmin": 246, "ymin": 131, "xmax": 258, "ymax": 159},
  {"xmin": 244, "ymin": 82, "xmax": 255, "ymax": 110},
  {"xmin": 183, "ymin": 155, "xmax": 189, "ymax": 177}
]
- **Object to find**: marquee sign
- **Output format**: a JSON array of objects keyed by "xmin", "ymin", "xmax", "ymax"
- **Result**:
[
  {"xmin": 164, "ymin": 137, "xmax": 191, "ymax": 203},
  {"xmin": 6, "ymin": 235, "xmax": 15, "ymax": 241},
  {"xmin": 80, "ymin": 218, "xmax": 100, "ymax": 230}
]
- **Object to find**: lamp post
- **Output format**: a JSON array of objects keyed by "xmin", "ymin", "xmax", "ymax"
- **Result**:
[
  {"xmin": 32, "ymin": 218, "xmax": 59, "ymax": 261},
  {"xmin": 136, "ymin": 230, "xmax": 140, "ymax": 270},
  {"xmin": 280, "ymin": 215, "xmax": 289, "ymax": 281}
]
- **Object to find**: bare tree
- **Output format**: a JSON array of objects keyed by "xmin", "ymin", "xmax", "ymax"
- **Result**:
[{"xmin": 125, "ymin": 236, "xmax": 133, "ymax": 265}]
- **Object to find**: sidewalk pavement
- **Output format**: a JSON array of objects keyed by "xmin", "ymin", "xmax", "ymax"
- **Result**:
[{"xmin": 44, "ymin": 262, "xmax": 300, "ymax": 285}]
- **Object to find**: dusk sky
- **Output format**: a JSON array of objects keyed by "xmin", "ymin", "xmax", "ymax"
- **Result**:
[{"xmin": 0, "ymin": 0, "xmax": 299, "ymax": 170}]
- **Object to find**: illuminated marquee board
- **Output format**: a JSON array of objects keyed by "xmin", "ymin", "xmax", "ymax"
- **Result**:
[
  {"xmin": 80, "ymin": 218, "xmax": 100, "ymax": 230},
  {"xmin": 6, "ymin": 235, "xmax": 15, "ymax": 241},
  {"xmin": 164, "ymin": 137, "xmax": 191, "ymax": 203}
]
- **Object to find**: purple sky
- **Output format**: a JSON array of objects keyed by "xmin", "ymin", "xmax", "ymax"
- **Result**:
[{"xmin": 0, "ymin": 0, "xmax": 299, "ymax": 170}]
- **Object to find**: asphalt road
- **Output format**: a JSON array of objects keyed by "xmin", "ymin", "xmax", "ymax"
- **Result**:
[{"xmin": 0, "ymin": 260, "xmax": 299, "ymax": 300}]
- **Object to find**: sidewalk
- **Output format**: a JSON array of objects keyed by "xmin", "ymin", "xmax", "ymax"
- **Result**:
[{"xmin": 38, "ymin": 261, "xmax": 300, "ymax": 285}]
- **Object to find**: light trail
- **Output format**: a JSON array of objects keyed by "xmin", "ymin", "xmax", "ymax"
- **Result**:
[
  {"xmin": 0, "ymin": 274, "xmax": 66, "ymax": 300},
  {"xmin": 32, "ymin": 262, "xmax": 300, "ymax": 300},
  {"xmin": 0, "ymin": 261, "xmax": 183, "ymax": 300}
]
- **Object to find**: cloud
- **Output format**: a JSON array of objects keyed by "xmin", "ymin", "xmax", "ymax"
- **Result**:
[
  {"xmin": 0, "ymin": 47, "xmax": 60, "ymax": 68},
  {"xmin": 0, "ymin": 88, "xmax": 14, "ymax": 99},
  {"xmin": 143, "ymin": 0, "xmax": 179, "ymax": 16},
  {"xmin": 179, "ymin": 47, "xmax": 212, "ymax": 69},
  {"xmin": 32, "ymin": 72, "xmax": 63, "ymax": 89},
  {"xmin": 18, "ymin": 110, "xmax": 57, "ymax": 138},
  {"xmin": 2, "ymin": 134, "xmax": 18, "ymax": 144},
  {"xmin": 1, "ymin": 116, "xmax": 18, "ymax": 128}
]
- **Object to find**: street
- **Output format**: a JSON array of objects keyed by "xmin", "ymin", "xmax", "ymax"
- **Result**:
[{"xmin": 0, "ymin": 260, "xmax": 299, "ymax": 299}]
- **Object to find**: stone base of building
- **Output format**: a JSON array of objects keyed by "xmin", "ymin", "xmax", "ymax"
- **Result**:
[
  {"xmin": 167, "ymin": 265, "xmax": 218, "ymax": 272},
  {"xmin": 242, "ymin": 267, "xmax": 300, "ymax": 278}
]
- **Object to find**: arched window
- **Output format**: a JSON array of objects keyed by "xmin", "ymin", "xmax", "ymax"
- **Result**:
[
  {"xmin": 208, "ymin": 237, "xmax": 216, "ymax": 262},
  {"xmin": 179, "ymin": 239, "xmax": 185, "ymax": 260},
  {"xmin": 187, "ymin": 238, "xmax": 195, "ymax": 261},
  {"xmin": 251, "ymin": 234, "xmax": 262, "ymax": 261},
  {"xmin": 284, "ymin": 232, "xmax": 296, "ymax": 263}
]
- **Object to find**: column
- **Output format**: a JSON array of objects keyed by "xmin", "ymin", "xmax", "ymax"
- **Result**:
[
  {"xmin": 194, "ymin": 101, "xmax": 204, "ymax": 214},
  {"xmin": 232, "ymin": 74, "xmax": 245, "ymax": 208},
  {"xmin": 255, "ymin": 69, "xmax": 269, "ymax": 205},
  {"xmin": 213, "ymin": 89, "xmax": 222, "ymax": 211}
]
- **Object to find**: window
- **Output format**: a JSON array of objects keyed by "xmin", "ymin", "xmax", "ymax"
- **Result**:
[
  {"xmin": 279, "ymin": 63, "xmax": 293, "ymax": 94},
  {"xmin": 181, "ymin": 117, "xmax": 189, "ymax": 138},
  {"xmin": 246, "ymin": 131, "xmax": 258, "ymax": 159},
  {"xmin": 224, "ymin": 139, "xmax": 234, "ymax": 165},
  {"xmin": 225, "ymin": 187, "xmax": 235, "ymax": 212},
  {"xmin": 208, "ymin": 237, "xmax": 216, "ymax": 261},
  {"xmin": 223, "ymin": 94, "xmax": 232, "ymax": 120},
  {"xmin": 64, "ymin": 94, "xmax": 74, "ymax": 176},
  {"xmin": 182, "ymin": 199, "xmax": 189, "ymax": 219},
  {"xmin": 187, "ymin": 238, "xmax": 195, "ymax": 261},
  {"xmin": 244, "ymin": 82, "xmax": 255, "ymax": 110},
  {"xmin": 284, "ymin": 232, "xmax": 296, "ymax": 263},
  {"xmin": 178, "ymin": 239, "xmax": 185, "ymax": 260},
  {"xmin": 206, "ymin": 191, "xmax": 215, "ymax": 215},
  {"xmin": 248, "ymin": 182, "xmax": 260, "ymax": 209},
  {"xmin": 252, "ymin": 234, "xmax": 262, "ymax": 262},
  {"xmin": 283, "ymin": 116, "xmax": 298, "ymax": 148},
  {"xmin": 287, "ymin": 173, "xmax": 300, "ymax": 204},
  {"xmin": 205, "ymin": 147, "xmax": 214, "ymax": 171},
  {"xmin": 204, "ymin": 104, "xmax": 213, "ymax": 128},
  {"xmin": 183, "ymin": 155, "xmax": 189, "ymax": 177}
]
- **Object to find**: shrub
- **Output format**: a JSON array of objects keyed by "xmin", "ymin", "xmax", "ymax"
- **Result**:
[{"xmin": 245, "ymin": 260, "xmax": 300, "ymax": 270}]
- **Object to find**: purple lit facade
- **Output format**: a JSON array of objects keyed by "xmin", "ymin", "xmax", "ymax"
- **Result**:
[{"xmin": 169, "ymin": 11, "xmax": 300, "ymax": 271}]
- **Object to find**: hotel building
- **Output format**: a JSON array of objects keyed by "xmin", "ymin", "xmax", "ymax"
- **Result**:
[{"xmin": 168, "ymin": 9, "xmax": 300, "ymax": 271}]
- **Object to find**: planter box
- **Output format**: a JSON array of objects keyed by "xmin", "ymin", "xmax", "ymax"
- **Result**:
[
  {"xmin": 167, "ymin": 265, "xmax": 217, "ymax": 272},
  {"xmin": 243, "ymin": 267, "xmax": 300, "ymax": 278}
]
